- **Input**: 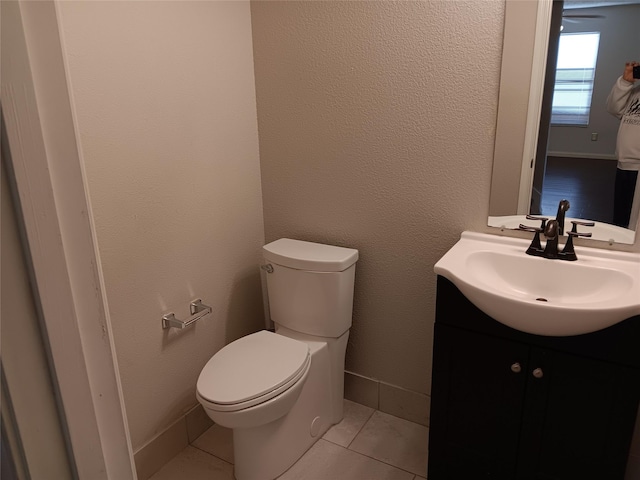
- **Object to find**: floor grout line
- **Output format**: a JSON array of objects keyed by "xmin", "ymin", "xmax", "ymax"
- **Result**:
[
  {"xmin": 189, "ymin": 443, "xmax": 234, "ymax": 467},
  {"xmin": 333, "ymin": 440, "xmax": 426, "ymax": 478},
  {"xmin": 344, "ymin": 407, "xmax": 376, "ymax": 450},
  {"xmin": 344, "ymin": 409, "xmax": 429, "ymax": 478}
]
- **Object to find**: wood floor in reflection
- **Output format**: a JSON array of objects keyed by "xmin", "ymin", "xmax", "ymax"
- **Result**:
[{"xmin": 540, "ymin": 156, "xmax": 616, "ymax": 224}]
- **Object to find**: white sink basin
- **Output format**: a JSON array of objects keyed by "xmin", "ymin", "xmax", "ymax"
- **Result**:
[{"xmin": 434, "ymin": 232, "xmax": 640, "ymax": 336}]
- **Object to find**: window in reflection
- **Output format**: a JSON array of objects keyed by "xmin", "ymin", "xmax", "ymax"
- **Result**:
[{"xmin": 551, "ymin": 32, "xmax": 600, "ymax": 126}]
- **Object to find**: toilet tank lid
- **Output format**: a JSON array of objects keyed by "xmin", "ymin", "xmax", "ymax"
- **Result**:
[{"xmin": 263, "ymin": 239, "xmax": 358, "ymax": 272}]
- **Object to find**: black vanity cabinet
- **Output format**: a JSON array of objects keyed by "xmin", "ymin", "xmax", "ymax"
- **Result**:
[{"xmin": 428, "ymin": 277, "xmax": 640, "ymax": 480}]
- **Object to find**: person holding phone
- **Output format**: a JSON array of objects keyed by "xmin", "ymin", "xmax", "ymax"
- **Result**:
[{"xmin": 606, "ymin": 61, "xmax": 640, "ymax": 228}]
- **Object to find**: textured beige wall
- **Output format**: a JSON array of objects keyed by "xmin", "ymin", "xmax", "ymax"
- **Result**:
[
  {"xmin": 57, "ymin": 1, "xmax": 265, "ymax": 450},
  {"xmin": 251, "ymin": 0, "xmax": 505, "ymax": 395}
]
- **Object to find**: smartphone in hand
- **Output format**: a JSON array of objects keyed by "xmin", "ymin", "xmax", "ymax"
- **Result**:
[{"xmin": 634, "ymin": 65, "xmax": 640, "ymax": 79}]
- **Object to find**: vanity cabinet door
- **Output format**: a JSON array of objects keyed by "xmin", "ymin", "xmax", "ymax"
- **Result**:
[
  {"xmin": 433, "ymin": 278, "xmax": 640, "ymax": 479},
  {"xmin": 428, "ymin": 323, "xmax": 530, "ymax": 480},
  {"xmin": 516, "ymin": 348, "xmax": 640, "ymax": 480}
]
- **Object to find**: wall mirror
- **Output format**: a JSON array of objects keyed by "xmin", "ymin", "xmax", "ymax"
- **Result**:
[{"xmin": 489, "ymin": 0, "xmax": 640, "ymax": 244}]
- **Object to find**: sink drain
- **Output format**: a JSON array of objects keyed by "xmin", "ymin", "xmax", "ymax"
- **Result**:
[{"xmin": 535, "ymin": 297, "xmax": 548, "ymax": 302}]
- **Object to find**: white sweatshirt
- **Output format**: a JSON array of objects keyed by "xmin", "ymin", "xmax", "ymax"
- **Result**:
[{"xmin": 606, "ymin": 76, "xmax": 640, "ymax": 171}]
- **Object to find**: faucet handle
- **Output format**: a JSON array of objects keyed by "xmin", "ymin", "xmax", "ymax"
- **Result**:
[
  {"xmin": 518, "ymin": 224, "xmax": 542, "ymax": 233},
  {"xmin": 525, "ymin": 215, "xmax": 549, "ymax": 229},
  {"xmin": 567, "ymin": 231, "xmax": 592, "ymax": 238},
  {"xmin": 560, "ymin": 221, "xmax": 593, "ymax": 261},
  {"xmin": 568, "ymin": 220, "xmax": 594, "ymax": 241},
  {"xmin": 569, "ymin": 220, "xmax": 595, "ymax": 232},
  {"xmin": 519, "ymin": 221, "xmax": 545, "ymax": 256}
]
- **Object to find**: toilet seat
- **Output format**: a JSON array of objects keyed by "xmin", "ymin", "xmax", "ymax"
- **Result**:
[{"xmin": 197, "ymin": 330, "xmax": 310, "ymax": 413}]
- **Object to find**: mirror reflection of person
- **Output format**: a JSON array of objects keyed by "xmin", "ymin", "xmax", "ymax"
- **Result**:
[{"xmin": 606, "ymin": 61, "xmax": 640, "ymax": 228}]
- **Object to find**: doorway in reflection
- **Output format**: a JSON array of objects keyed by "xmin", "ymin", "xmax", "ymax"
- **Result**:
[{"xmin": 540, "ymin": 155, "xmax": 616, "ymax": 223}]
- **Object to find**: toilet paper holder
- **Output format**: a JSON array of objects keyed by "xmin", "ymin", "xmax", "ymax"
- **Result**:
[{"xmin": 162, "ymin": 299, "xmax": 211, "ymax": 329}]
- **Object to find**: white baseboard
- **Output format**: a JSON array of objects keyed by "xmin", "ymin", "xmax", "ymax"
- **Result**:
[{"xmin": 547, "ymin": 151, "xmax": 617, "ymax": 161}]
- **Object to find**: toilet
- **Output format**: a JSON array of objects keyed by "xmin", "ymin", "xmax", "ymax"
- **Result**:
[{"xmin": 196, "ymin": 238, "xmax": 359, "ymax": 480}]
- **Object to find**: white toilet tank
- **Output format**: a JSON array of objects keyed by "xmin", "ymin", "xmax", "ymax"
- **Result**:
[{"xmin": 262, "ymin": 239, "xmax": 358, "ymax": 338}]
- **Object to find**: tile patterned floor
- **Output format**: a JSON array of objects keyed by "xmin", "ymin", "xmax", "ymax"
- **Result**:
[{"xmin": 150, "ymin": 400, "xmax": 429, "ymax": 480}]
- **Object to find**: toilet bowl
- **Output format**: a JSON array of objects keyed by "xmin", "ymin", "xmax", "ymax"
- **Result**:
[
  {"xmin": 198, "ymin": 329, "xmax": 336, "ymax": 480},
  {"xmin": 196, "ymin": 238, "xmax": 358, "ymax": 480},
  {"xmin": 196, "ymin": 330, "xmax": 312, "ymax": 429}
]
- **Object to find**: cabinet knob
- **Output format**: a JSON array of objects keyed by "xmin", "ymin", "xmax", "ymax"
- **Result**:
[
  {"xmin": 532, "ymin": 368, "xmax": 544, "ymax": 379},
  {"xmin": 510, "ymin": 362, "xmax": 522, "ymax": 374}
]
